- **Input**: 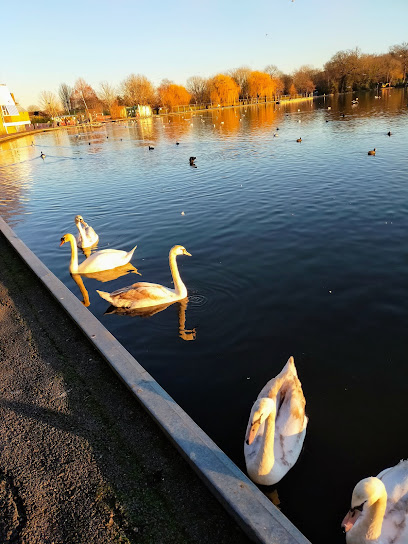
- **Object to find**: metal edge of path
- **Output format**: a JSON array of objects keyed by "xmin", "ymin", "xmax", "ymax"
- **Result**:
[{"xmin": 0, "ymin": 216, "xmax": 311, "ymax": 544}]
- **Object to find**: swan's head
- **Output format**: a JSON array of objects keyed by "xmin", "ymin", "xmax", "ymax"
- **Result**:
[
  {"xmin": 60, "ymin": 233, "xmax": 74, "ymax": 246},
  {"xmin": 341, "ymin": 477, "xmax": 385, "ymax": 533},
  {"xmin": 246, "ymin": 397, "xmax": 276, "ymax": 446},
  {"xmin": 171, "ymin": 245, "xmax": 192, "ymax": 257},
  {"xmin": 75, "ymin": 215, "xmax": 84, "ymax": 224}
]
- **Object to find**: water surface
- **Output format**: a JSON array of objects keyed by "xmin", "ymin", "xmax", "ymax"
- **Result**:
[{"xmin": 1, "ymin": 90, "xmax": 408, "ymax": 543}]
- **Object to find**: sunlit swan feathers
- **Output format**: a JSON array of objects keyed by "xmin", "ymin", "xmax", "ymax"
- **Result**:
[
  {"xmin": 97, "ymin": 245, "xmax": 191, "ymax": 309},
  {"xmin": 342, "ymin": 460, "xmax": 408, "ymax": 544},
  {"xmin": 60, "ymin": 233, "xmax": 136, "ymax": 274},
  {"xmin": 244, "ymin": 356, "xmax": 308, "ymax": 486},
  {"xmin": 74, "ymin": 215, "xmax": 99, "ymax": 248}
]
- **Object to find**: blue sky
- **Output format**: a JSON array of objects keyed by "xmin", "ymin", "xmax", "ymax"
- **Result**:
[{"xmin": 2, "ymin": 0, "xmax": 407, "ymax": 107}]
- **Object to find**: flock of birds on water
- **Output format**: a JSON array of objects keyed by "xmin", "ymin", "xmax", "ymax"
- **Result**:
[{"xmin": 59, "ymin": 211, "xmax": 408, "ymax": 544}]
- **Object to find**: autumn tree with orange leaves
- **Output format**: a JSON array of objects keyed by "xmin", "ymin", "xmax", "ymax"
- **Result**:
[
  {"xmin": 247, "ymin": 71, "xmax": 279, "ymax": 99},
  {"xmin": 158, "ymin": 81, "xmax": 191, "ymax": 109},
  {"xmin": 208, "ymin": 74, "xmax": 240, "ymax": 106}
]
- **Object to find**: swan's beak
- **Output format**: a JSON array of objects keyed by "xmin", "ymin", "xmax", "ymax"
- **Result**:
[
  {"xmin": 341, "ymin": 509, "xmax": 361, "ymax": 533},
  {"xmin": 59, "ymin": 238, "xmax": 66, "ymax": 247},
  {"xmin": 246, "ymin": 420, "xmax": 261, "ymax": 446},
  {"xmin": 184, "ymin": 250, "xmax": 192, "ymax": 257}
]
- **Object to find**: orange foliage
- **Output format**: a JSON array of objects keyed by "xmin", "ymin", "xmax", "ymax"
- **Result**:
[
  {"xmin": 208, "ymin": 74, "xmax": 240, "ymax": 105},
  {"xmin": 158, "ymin": 84, "xmax": 191, "ymax": 109},
  {"xmin": 289, "ymin": 83, "xmax": 297, "ymax": 97},
  {"xmin": 247, "ymin": 71, "xmax": 278, "ymax": 99}
]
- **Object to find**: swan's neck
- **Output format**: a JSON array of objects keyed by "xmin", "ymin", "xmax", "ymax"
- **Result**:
[
  {"xmin": 68, "ymin": 236, "xmax": 79, "ymax": 273},
  {"xmin": 76, "ymin": 221, "xmax": 86, "ymax": 240},
  {"xmin": 169, "ymin": 253, "xmax": 187, "ymax": 298},
  {"xmin": 357, "ymin": 494, "xmax": 386, "ymax": 542},
  {"xmin": 255, "ymin": 409, "xmax": 276, "ymax": 476}
]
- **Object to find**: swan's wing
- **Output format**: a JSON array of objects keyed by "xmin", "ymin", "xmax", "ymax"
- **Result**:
[
  {"xmin": 273, "ymin": 377, "xmax": 308, "ymax": 469},
  {"xmin": 378, "ymin": 460, "xmax": 408, "ymax": 504},
  {"xmin": 84, "ymin": 225, "xmax": 98, "ymax": 241},
  {"xmin": 376, "ymin": 461, "xmax": 408, "ymax": 544},
  {"xmin": 91, "ymin": 249, "xmax": 126, "ymax": 256},
  {"xmin": 109, "ymin": 282, "xmax": 175, "ymax": 302},
  {"xmin": 258, "ymin": 356, "xmax": 298, "ymax": 400}
]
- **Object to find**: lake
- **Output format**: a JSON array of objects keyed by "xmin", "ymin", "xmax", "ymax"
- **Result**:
[{"xmin": 1, "ymin": 89, "xmax": 408, "ymax": 543}]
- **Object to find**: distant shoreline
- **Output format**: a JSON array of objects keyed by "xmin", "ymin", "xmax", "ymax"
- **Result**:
[{"xmin": 0, "ymin": 95, "xmax": 319, "ymax": 144}]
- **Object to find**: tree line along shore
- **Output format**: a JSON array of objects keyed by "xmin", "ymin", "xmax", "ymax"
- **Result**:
[{"xmin": 23, "ymin": 41, "xmax": 408, "ymax": 123}]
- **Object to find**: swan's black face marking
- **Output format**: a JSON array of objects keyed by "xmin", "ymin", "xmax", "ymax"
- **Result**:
[{"xmin": 351, "ymin": 501, "xmax": 366, "ymax": 514}]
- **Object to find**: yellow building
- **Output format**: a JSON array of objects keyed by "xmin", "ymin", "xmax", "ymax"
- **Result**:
[{"xmin": 0, "ymin": 84, "xmax": 30, "ymax": 135}]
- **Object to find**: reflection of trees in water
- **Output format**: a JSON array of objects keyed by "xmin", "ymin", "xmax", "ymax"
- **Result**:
[
  {"xmin": 317, "ymin": 89, "xmax": 407, "ymax": 123},
  {"xmin": 0, "ymin": 136, "xmax": 36, "ymax": 224},
  {"xmin": 210, "ymin": 108, "xmax": 240, "ymax": 134},
  {"xmin": 135, "ymin": 117, "xmax": 157, "ymax": 142},
  {"xmin": 159, "ymin": 115, "xmax": 192, "ymax": 142}
]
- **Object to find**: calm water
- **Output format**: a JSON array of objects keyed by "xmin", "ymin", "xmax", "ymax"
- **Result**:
[{"xmin": 1, "ymin": 90, "xmax": 408, "ymax": 543}]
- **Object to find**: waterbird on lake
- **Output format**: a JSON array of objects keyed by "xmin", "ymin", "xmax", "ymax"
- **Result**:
[
  {"xmin": 244, "ymin": 357, "xmax": 308, "ymax": 486},
  {"xmin": 296, "ymin": 138, "xmax": 302, "ymax": 142},
  {"xmin": 148, "ymin": 146, "xmax": 154, "ymax": 150},
  {"xmin": 341, "ymin": 460, "xmax": 408, "ymax": 544},
  {"xmin": 40, "ymin": 152, "xmax": 45, "ymax": 159},
  {"xmin": 368, "ymin": 148, "xmax": 376, "ymax": 155},
  {"xmin": 189, "ymin": 156, "xmax": 196, "ymax": 165},
  {"xmin": 60, "ymin": 233, "xmax": 136, "ymax": 274},
  {"xmin": 176, "ymin": 142, "xmax": 180, "ymax": 145},
  {"xmin": 387, "ymin": 131, "xmax": 392, "ymax": 136},
  {"xmin": 74, "ymin": 215, "xmax": 99, "ymax": 249},
  {"xmin": 96, "ymin": 245, "xmax": 191, "ymax": 310}
]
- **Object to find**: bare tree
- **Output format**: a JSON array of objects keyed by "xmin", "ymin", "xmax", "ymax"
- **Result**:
[
  {"xmin": 27, "ymin": 104, "xmax": 40, "ymax": 112},
  {"xmin": 121, "ymin": 74, "xmax": 156, "ymax": 106},
  {"xmin": 38, "ymin": 91, "xmax": 61, "ymax": 117},
  {"xmin": 264, "ymin": 64, "xmax": 283, "ymax": 79},
  {"xmin": 186, "ymin": 76, "xmax": 209, "ymax": 103},
  {"xmin": 98, "ymin": 81, "xmax": 118, "ymax": 112},
  {"xmin": 389, "ymin": 42, "xmax": 408, "ymax": 85},
  {"xmin": 293, "ymin": 65, "xmax": 316, "ymax": 95},
  {"xmin": 229, "ymin": 66, "xmax": 251, "ymax": 98},
  {"xmin": 71, "ymin": 78, "xmax": 100, "ymax": 112},
  {"xmin": 58, "ymin": 83, "xmax": 72, "ymax": 114},
  {"xmin": 324, "ymin": 48, "xmax": 361, "ymax": 92}
]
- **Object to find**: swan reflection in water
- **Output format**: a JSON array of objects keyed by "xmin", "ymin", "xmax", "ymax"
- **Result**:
[
  {"xmin": 71, "ymin": 263, "xmax": 140, "ymax": 307},
  {"xmin": 104, "ymin": 297, "xmax": 197, "ymax": 341}
]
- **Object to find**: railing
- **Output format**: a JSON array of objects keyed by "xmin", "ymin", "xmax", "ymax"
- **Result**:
[{"xmin": 157, "ymin": 94, "xmax": 313, "ymax": 114}]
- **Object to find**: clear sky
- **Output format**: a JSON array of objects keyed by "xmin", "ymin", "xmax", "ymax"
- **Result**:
[{"xmin": 2, "ymin": 0, "xmax": 407, "ymax": 108}]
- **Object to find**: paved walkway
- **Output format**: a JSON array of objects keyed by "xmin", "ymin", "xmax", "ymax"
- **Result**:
[{"xmin": 0, "ymin": 233, "xmax": 251, "ymax": 544}]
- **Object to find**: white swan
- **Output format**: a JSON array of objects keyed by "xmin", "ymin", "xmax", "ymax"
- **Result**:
[
  {"xmin": 74, "ymin": 215, "xmax": 99, "ymax": 248},
  {"xmin": 60, "ymin": 233, "xmax": 136, "ymax": 274},
  {"xmin": 97, "ymin": 245, "xmax": 191, "ymax": 309},
  {"xmin": 244, "ymin": 357, "xmax": 308, "ymax": 486},
  {"xmin": 341, "ymin": 460, "xmax": 408, "ymax": 544}
]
